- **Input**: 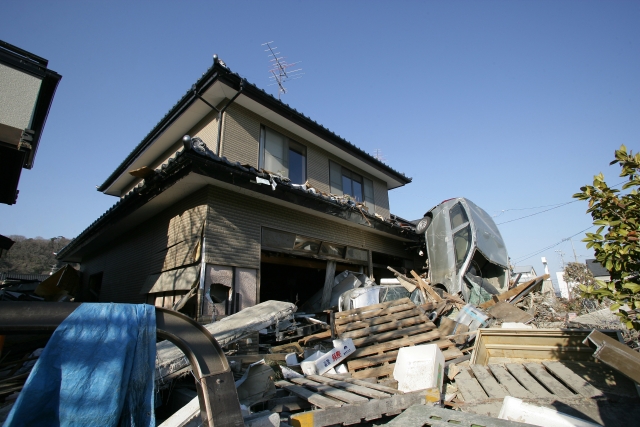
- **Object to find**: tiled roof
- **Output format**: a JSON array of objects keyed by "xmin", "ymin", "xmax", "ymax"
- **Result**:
[
  {"xmin": 59, "ymin": 138, "xmax": 416, "ymax": 260},
  {"xmin": 98, "ymin": 60, "xmax": 411, "ymax": 192}
]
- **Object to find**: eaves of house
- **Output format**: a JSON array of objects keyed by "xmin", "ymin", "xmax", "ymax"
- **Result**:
[
  {"xmin": 57, "ymin": 137, "xmax": 418, "ymax": 262},
  {"xmin": 98, "ymin": 57, "xmax": 411, "ymax": 198}
]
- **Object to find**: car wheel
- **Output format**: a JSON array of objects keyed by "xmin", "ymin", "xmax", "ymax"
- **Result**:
[{"xmin": 415, "ymin": 215, "xmax": 432, "ymax": 234}]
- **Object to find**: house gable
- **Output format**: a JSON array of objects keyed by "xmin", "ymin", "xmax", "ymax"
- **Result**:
[{"xmin": 98, "ymin": 59, "xmax": 411, "ymax": 200}]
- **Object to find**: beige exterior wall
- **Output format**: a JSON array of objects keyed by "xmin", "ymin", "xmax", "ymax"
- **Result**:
[
  {"xmin": 79, "ymin": 189, "xmax": 209, "ymax": 303},
  {"xmin": 202, "ymin": 185, "xmax": 406, "ymax": 269},
  {"xmin": 78, "ymin": 182, "xmax": 407, "ymax": 304},
  {"xmin": 220, "ymin": 103, "xmax": 391, "ymax": 217}
]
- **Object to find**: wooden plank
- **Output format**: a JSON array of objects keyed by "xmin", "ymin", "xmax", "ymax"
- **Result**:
[
  {"xmin": 266, "ymin": 395, "xmax": 312, "ymax": 412},
  {"xmin": 339, "ymin": 307, "xmax": 426, "ymax": 333},
  {"xmin": 487, "ymin": 301, "xmax": 534, "ymax": 323},
  {"xmin": 289, "ymin": 377, "xmax": 369, "ymax": 404},
  {"xmin": 523, "ymin": 363, "xmax": 575, "ymax": 397},
  {"xmin": 560, "ymin": 361, "xmax": 637, "ymax": 397},
  {"xmin": 469, "ymin": 365, "xmax": 507, "ymax": 398},
  {"xmin": 455, "ymin": 368, "xmax": 473, "ymax": 380},
  {"xmin": 348, "ymin": 350, "xmax": 401, "ymax": 370},
  {"xmin": 479, "ymin": 274, "xmax": 548, "ymax": 309},
  {"xmin": 289, "ymin": 390, "xmax": 424, "ymax": 427},
  {"xmin": 456, "ymin": 378, "xmax": 489, "ymax": 402},
  {"xmin": 352, "ymin": 363, "xmax": 395, "ymax": 379},
  {"xmin": 274, "ymin": 380, "xmax": 343, "ymax": 408},
  {"xmin": 322, "ymin": 373, "xmax": 403, "ymax": 394},
  {"xmin": 335, "ymin": 298, "xmax": 412, "ymax": 322},
  {"xmin": 410, "ymin": 270, "xmax": 442, "ymax": 302},
  {"xmin": 443, "ymin": 347, "xmax": 464, "ymax": 360},
  {"xmin": 350, "ymin": 330, "xmax": 442, "ymax": 359},
  {"xmin": 300, "ymin": 330, "xmax": 332, "ymax": 346},
  {"xmin": 351, "ymin": 322, "xmax": 436, "ymax": 347},
  {"xmin": 541, "ymin": 361, "xmax": 602, "ymax": 397},
  {"xmin": 387, "ymin": 266, "xmax": 417, "ymax": 292},
  {"xmin": 306, "ymin": 375, "xmax": 391, "ymax": 399},
  {"xmin": 348, "ymin": 341, "xmax": 461, "ymax": 371},
  {"xmin": 335, "ymin": 304, "xmax": 417, "ymax": 332},
  {"xmin": 504, "ymin": 363, "xmax": 553, "ymax": 397},
  {"xmin": 487, "ymin": 364, "xmax": 534, "ymax": 398},
  {"xmin": 341, "ymin": 315, "xmax": 432, "ymax": 340},
  {"xmin": 586, "ymin": 329, "xmax": 640, "ymax": 384}
]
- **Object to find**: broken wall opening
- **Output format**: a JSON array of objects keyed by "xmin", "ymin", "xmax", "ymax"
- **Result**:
[
  {"xmin": 260, "ymin": 251, "xmax": 354, "ymax": 308},
  {"xmin": 372, "ymin": 251, "xmax": 413, "ymax": 285},
  {"xmin": 201, "ymin": 265, "xmax": 257, "ymax": 321}
]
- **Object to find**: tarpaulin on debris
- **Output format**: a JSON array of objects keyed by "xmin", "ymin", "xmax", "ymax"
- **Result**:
[{"xmin": 4, "ymin": 303, "xmax": 156, "ymax": 427}]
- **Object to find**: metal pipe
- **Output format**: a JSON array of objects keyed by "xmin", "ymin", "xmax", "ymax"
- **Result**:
[
  {"xmin": 216, "ymin": 80, "xmax": 245, "ymax": 156},
  {"xmin": 196, "ymin": 93, "xmax": 220, "ymax": 112}
]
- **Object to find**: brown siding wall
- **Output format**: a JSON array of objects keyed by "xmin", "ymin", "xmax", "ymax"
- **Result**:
[
  {"xmin": 219, "ymin": 104, "xmax": 391, "ymax": 216},
  {"xmin": 79, "ymin": 189, "xmax": 209, "ymax": 303},
  {"xmin": 202, "ymin": 185, "xmax": 407, "ymax": 269}
]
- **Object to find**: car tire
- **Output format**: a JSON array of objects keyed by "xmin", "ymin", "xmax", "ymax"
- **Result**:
[{"xmin": 415, "ymin": 215, "xmax": 432, "ymax": 234}]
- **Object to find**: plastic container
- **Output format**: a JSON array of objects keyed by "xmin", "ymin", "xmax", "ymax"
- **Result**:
[
  {"xmin": 393, "ymin": 344, "xmax": 444, "ymax": 393},
  {"xmin": 454, "ymin": 304, "xmax": 490, "ymax": 331}
]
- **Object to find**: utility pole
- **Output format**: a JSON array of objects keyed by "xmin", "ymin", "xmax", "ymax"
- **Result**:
[
  {"xmin": 569, "ymin": 238, "xmax": 578, "ymax": 263},
  {"xmin": 555, "ymin": 250, "xmax": 566, "ymax": 268}
]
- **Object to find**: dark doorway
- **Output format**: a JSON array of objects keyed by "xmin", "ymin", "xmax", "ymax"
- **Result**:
[{"xmin": 260, "ymin": 251, "xmax": 355, "ymax": 307}]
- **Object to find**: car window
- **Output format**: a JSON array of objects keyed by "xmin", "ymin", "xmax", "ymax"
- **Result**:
[
  {"xmin": 449, "ymin": 203, "xmax": 469, "ymax": 230},
  {"xmin": 453, "ymin": 225, "xmax": 472, "ymax": 270}
]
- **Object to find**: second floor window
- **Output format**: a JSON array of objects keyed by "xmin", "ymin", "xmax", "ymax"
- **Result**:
[
  {"xmin": 259, "ymin": 126, "xmax": 307, "ymax": 184},
  {"xmin": 329, "ymin": 160, "xmax": 375, "ymax": 210}
]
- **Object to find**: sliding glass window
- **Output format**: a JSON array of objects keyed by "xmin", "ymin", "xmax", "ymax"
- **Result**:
[{"xmin": 260, "ymin": 126, "xmax": 307, "ymax": 184}]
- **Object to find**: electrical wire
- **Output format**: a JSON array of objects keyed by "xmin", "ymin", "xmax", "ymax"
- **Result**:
[
  {"xmin": 492, "ymin": 202, "xmax": 577, "ymax": 218},
  {"xmin": 511, "ymin": 225, "xmax": 596, "ymax": 264},
  {"xmin": 496, "ymin": 201, "xmax": 579, "ymax": 225},
  {"xmin": 495, "ymin": 180, "xmax": 629, "ymax": 226}
]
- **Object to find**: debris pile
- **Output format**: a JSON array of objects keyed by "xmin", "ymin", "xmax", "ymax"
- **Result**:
[{"xmin": 4, "ymin": 268, "xmax": 640, "ymax": 427}]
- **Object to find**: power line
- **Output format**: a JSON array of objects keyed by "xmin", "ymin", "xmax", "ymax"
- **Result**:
[
  {"xmin": 496, "ymin": 201, "xmax": 579, "ymax": 225},
  {"xmin": 493, "ymin": 202, "xmax": 577, "ymax": 217},
  {"xmin": 512, "ymin": 225, "xmax": 596, "ymax": 264},
  {"xmin": 496, "ymin": 179, "xmax": 629, "ymax": 226}
]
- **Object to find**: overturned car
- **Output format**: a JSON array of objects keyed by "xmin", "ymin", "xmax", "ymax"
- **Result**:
[{"xmin": 415, "ymin": 198, "xmax": 509, "ymax": 304}]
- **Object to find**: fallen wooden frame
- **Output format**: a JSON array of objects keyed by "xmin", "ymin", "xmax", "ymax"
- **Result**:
[
  {"xmin": 470, "ymin": 328, "xmax": 623, "ymax": 365},
  {"xmin": 584, "ymin": 329, "xmax": 640, "ymax": 384}
]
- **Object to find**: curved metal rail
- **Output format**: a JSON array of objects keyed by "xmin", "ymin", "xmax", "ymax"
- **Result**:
[{"xmin": 0, "ymin": 302, "xmax": 244, "ymax": 427}]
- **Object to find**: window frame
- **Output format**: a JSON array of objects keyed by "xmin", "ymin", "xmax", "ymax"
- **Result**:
[
  {"xmin": 259, "ymin": 125, "xmax": 307, "ymax": 184},
  {"xmin": 329, "ymin": 160, "xmax": 375, "ymax": 211}
]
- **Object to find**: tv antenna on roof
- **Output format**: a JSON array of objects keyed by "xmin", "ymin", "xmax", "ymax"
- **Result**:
[{"xmin": 262, "ymin": 41, "xmax": 303, "ymax": 100}]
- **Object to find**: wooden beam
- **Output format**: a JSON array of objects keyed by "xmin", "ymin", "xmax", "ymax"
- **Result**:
[
  {"xmin": 585, "ymin": 329, "xmax": 640, "ymax": 384},
  {"xmin": 321, "ymin": 260, "xmax": 337, "ymax": 310},
  {"xmin": 410, "ymin": 270, "xmax": 442, "ymax": 303},
  {"xmin": 479, "ymin": 274, "xmax": 549, "ymax": 309}
]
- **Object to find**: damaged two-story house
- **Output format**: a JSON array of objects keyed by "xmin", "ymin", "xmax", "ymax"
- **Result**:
[{"xmin": 57, "ymin": 56, "xmax": 421, "ymax": 320}]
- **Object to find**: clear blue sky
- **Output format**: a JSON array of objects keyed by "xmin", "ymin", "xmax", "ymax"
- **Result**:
[{"xmin": 1, "ymin": 1, "xmax": 638, "ymax": 283}]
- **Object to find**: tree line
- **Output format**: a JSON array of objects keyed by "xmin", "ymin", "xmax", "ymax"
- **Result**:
[{"xmin": 0, "ymin": 236, "xmax": 71, "ymax": 275}]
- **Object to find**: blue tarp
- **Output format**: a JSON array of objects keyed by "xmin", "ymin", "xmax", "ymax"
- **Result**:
[{"xmin": 4, "ymin": 303, "xmax": 156, "ymax": 427}]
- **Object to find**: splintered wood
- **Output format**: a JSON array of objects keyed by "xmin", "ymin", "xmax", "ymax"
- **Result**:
[{"xmin": 334, "ymin": 298, "xmax": 462, "ymax": 380}]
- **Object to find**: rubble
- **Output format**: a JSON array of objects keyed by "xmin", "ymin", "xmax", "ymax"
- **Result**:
[
  {"xmin": 155, "ymin": 300, "xmax": 296, "ymax": 386},
  {"xmin": 6, "ymin": 267, "xmax": 640, "ymax": 427}
]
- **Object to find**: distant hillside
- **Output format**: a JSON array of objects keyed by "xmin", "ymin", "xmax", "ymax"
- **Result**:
[{"xmin": 0, "ymin": 236, "xmax": 71, "ymax": 275}]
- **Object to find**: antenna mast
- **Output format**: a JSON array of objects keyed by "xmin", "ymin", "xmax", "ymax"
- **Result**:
[{"xmin": 262, "ymin": 41, "xmax": 303, "ymax": 100}]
